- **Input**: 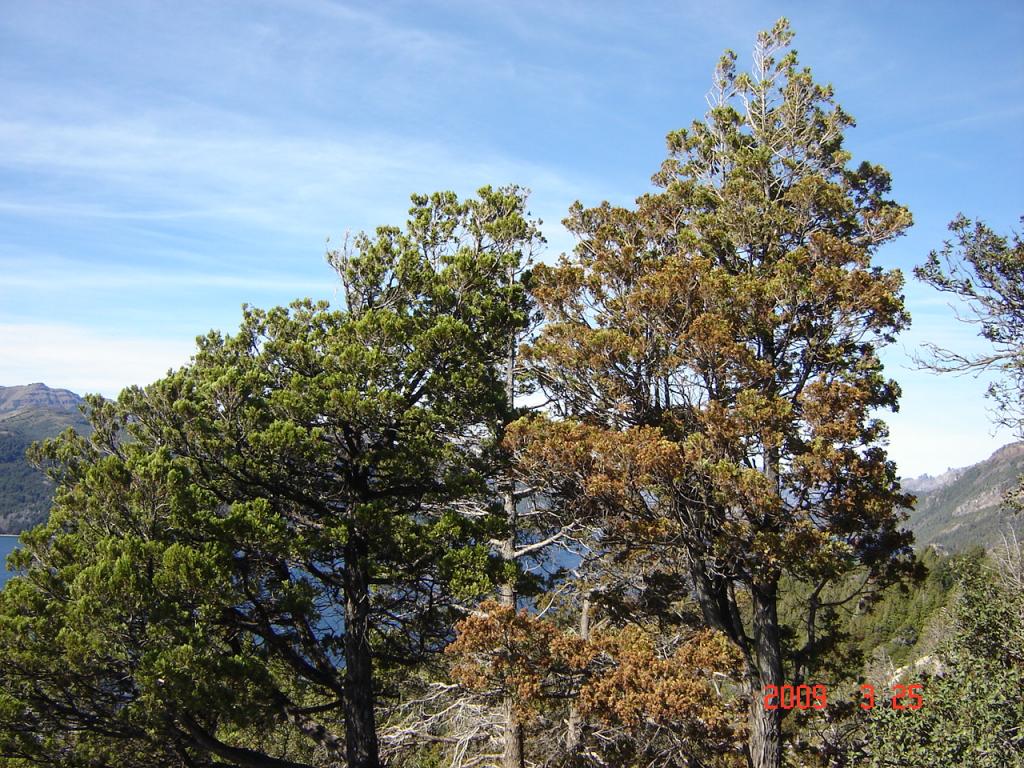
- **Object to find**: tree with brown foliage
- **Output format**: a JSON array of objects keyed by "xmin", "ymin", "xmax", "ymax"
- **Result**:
[
  {"xmin": 510, "ymin": 20, "xmax": 918, "ymax": 768},
  {"xmin": 448, "ymin": 600, "xmax": 746, "ymax": 767}
]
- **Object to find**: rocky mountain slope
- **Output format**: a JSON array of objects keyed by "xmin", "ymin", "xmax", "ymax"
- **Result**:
[
  {"xmin": 0, "ymin": 384, "xmax": 90, "ymax": 533},
  {"xmin": 0, "ymin": 383, "xmax": 84, "ymax": 413},
  {"xmin": 904, "ymin": 442, "xmax": 1024, "ymax": 551}
]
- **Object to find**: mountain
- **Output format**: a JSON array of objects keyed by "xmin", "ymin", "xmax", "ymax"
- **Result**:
[
  {"xmin": 0, "ymin": 384, "xmax": 90, "ymax": 534},
  {"xmin": 904, "ymin": 442, "xmax": 1024, "ymax": 552},
  {"xmin": 900, "ymin": 466, "xmax": 966, "ymax": 495},
  {"xmin": 0, "ymin": 383, "xmax": 84, "ymax": 414}
]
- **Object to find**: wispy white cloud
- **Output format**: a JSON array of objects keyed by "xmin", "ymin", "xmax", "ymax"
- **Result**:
[
  {"xmin": 0, "ymin": 114, "xmax": 590, "ymax": 250},
  {"xmin": 280, "ymin": 0, "xmax": 471, "ymax": 62},
  {"xmin": 861, "ymin": 105, "xmax": 1024, "ymax": 152},
  {"xmin": 0, "ymin": 323, "xmax": 195, "ymax": 398},
  {"xmin": 0, "ymin": 259, "xmax": 336, "ymax": 294}
]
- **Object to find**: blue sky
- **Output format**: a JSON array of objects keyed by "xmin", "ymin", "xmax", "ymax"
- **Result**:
[{"xmin": 1, "ymin": 0, "xmax": 1021, "ymax": 476}]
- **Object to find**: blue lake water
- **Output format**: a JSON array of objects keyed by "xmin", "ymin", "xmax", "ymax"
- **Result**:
[{"xmin": 0, "ymin": 536, "xmax": 21, "ymax": 587}]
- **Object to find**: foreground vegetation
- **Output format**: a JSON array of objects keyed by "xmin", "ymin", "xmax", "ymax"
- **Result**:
[{"xmin": 1, "ymin": 20, "xmax": 1021, "ymax": 768}]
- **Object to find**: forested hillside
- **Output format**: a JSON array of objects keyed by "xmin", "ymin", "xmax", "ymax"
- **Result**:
[
  {"xmin": 0, "ymin": 384, "xmax": 89, "ymax": 533},
  {"xmin": 906, "ymin": 443, "xmax": 1024, "ymax": 551}
]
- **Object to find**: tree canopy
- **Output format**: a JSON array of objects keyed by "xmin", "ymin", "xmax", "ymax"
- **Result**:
[{"xmin": 0, "ymin": 187, "xmax": 540, "ymax": 768}]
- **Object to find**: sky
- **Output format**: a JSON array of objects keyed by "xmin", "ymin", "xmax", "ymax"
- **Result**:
[{"xmin": 1, "ymin": 0, "xmax": 1022, "ymax": 477}]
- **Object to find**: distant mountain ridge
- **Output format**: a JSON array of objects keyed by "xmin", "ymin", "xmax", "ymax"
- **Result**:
[
  {"xmin": 0, "ymin": 383, "xmax": 84, "ymax": 414},
  {"xmin": 900, "ymin": 465, "xmax": 967, "ymax": 494},
  {"xmin": 904, "ymin": 442, "xmax": 1024, "ymax": 552},
  {"xmin": 0, "ymin": 384, "xmax": 90, "ymax": 534}
]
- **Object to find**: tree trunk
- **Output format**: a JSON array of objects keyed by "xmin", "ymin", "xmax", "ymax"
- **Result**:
[
  {"xmin": 501, "ymin": 695, "xmax": 525, "ymax": 768},
  {"xmin": 499, "ymin": 488, "xmax": 525, "ymax": 768},
  {"xmin": 565, "ymin": 592, "xmax": 591, "ymax": 756},
  {"xmin": 747, "ymin": 585, "xmax": 783, "ymax": 768},
  {"xmin": 343, "ymin": 537, "xmax": 381, "ymax": 768},
  {"xmin": 499, "ymin": 326, "xmax": 525, "ymax": 768}
]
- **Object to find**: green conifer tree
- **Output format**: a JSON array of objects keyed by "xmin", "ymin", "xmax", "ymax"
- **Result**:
[{"xmin": 0, "ymin": 187, "xmax": 538, "ymax": 768}]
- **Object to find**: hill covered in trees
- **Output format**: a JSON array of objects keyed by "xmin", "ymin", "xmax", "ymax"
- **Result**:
[
  {"xmin": 905, "ymin": 442, "xmax": 1024, "ymax": 551},
  {"xmin": 0, "ymin": 384, "xmax": 89, "ymax": 533}
]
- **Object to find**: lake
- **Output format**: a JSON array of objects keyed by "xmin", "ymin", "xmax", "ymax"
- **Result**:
[{"xmin": 0, "ymin": 536, "xmax": 21, "ymax": 587}]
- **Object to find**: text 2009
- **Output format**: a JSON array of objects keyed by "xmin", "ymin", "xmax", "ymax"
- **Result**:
[
  {"xmin": 762, "ymin": 683, "xmax": 924, "ymax": 711},
  {"xmin": 762, "ymin": 685, "xmax": 827, "ymax": 710}
]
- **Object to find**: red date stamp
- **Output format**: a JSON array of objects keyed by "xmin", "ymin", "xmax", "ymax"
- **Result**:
[
  {"xmin": 762, "ymin": 684, "xmax": 828, "ymax": 710},
  {"xmin": 763, "ymin": 683, "xmax": 923, "ymax": 711}
]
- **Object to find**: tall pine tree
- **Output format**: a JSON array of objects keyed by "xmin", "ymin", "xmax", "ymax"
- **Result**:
[{"xmin": 511, "ymin": 20, "xmax": 918, "ymax": 768}]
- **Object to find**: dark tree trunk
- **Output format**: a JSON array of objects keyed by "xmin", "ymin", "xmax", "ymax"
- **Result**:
[
  {"xmin": 747, "ymin": 585, "xmax": 783, "ymax": 768},
  {"xmin": 343, "ymin": 537, "xmax": 381, "ymax": 768}
]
